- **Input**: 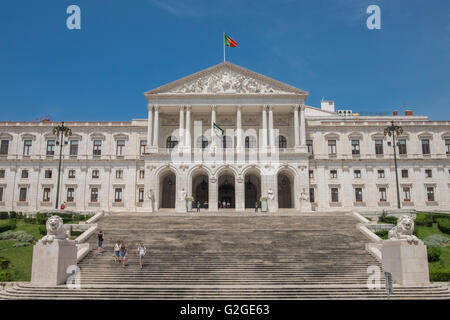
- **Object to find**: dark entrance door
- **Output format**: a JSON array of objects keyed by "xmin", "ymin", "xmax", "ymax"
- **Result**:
[{"xmin": 218, "ymin": 179, "xmax": 235, "ymax": 208}]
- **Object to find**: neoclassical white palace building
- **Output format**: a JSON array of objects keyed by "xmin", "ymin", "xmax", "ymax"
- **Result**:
[{"xmin": 1, "ymin": 62, "xmax": 449, "ymax": 213}]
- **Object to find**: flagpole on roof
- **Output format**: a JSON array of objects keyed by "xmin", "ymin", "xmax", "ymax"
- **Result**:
[{"xmin": 223, "ymin": 32, "xmax": 226, "ymax": 62}]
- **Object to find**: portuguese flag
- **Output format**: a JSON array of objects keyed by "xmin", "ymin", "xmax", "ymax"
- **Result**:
[{"xmin": 224, "ymin": 34, "xmax": 237, "ymax": 47}]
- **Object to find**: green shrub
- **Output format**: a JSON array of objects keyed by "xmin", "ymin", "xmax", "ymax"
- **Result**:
[
  {"xmin": 16, "ymin": 212, "xmax": 23, "ymax": 219},
  {"xmin": 0, "ymin": 212, "xmax": 9, "ymax": 220},
  {"xmin": 430, "ymin": 269, "xmax": 450, "ymax": 282},
  {"xmin": 415, "ymin": 213, "xmax": 433, "ymax": 227},
  {"xmin": 0, "ymin": 270, "xmax": 14, "ymax": 281},
  {"xmin": 427, "ymin": 247, "xmax": 441, "ymax": 262},
  {"xmin": 375, "ymin": 230, "xmax": 389, "ymax": 239},
  {"xmin": 13, "ymin": 242, "xmax": 30, "ymax": 248},
  {"xmin": 38, "ymin": 226, "xmax": 47, "ymax": 236},
  {"xmin": 378, "ymin": 216, "xmax": 398, "ymax": 224},
  {"xmin": 436, "ymin": 218, "xmax": 450, "ymax": 235},
  {"xmin": 0, "ymin": 257, "xmax": 10, "ymax": 269},
  {"xmin": 429, "ymin": 213, "xmax": 450, "ymax": 223},
  {"xmin": 0, "ymin": 230, "xmax": 15, "ymax": 240},
  {"xmin": 71, "ymin": 230, "xmax": 84, "ymax": 237},
  {"xmin": 423, "ymin": 234, "xmax": 450, "ymax": 248},
  {"xmin": 8, "ymin": 211, "xmax": 17, "ymax": 219},
  {"xmin": 14, "ymin": 231, "xmax": 34, "ymax": 243},
  {"xmin": 0, "ymin": 219, "xmax": 16, "ymax": 233}
]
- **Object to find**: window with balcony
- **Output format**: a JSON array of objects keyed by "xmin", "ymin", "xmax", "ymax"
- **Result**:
[
  {"xmin": 0, "ymin": 169, "xmax": 5, "ymax": 179},
  {"xmin": 67, "ymin": 188, "xmax": 75, "ymax": 202},
  {"xmin": 0, "ymin": 140, "xmax": 9, "ymax": 155},
  {"xmin": 330, "ymin": 170, "xmax": 338, "ymax": 179},
  {"xmin": 70, "ymin": 140, "xmax": 79, "ymax": 156},
  {"xmin": 114, "ymin": 188, "xmax": 123, "ymax": 202},
  {"xmin": 403, "ymin": 187, "xmax": 411, "ymax": 202},
  {"xmin": 398, "ymin": 139, "xmax": 407, "ymax": 155},
  {"xmin": 23, "ymin": 140, "xmax": 32, "ymax": 156},
  {"xmin": 446, "ymin": 139, "xmax": 450, "ymax": 155},
  {"xmin": 375, "ymin": 139, "xmax": 383, "ymax": 155},
  {"xmin": 377, "ymin": 170, "xmax": 385, "ymax": 178},
  {"xmin": 45, "ymin": 170, "xmax": 52, "ymax": 179},
  {"xmin": 351, "ymin": 140, "xmax": 360, "ymax": 155},
  {"xmin": 355, "ymin": 188, "xmax": 363, "ymax": 202},
  {"xmin": 354, "ymin": 170, "xmax": 361, "ymax": 178},
  {"xmin": 308, "ymin": 170, "xmax": 314, "ymax": 179},
  {"xmin": 116, "ymin": 140, "xmax": 125, "ymax": 156},
  {"xmin": 116, "ymin": 170, "xmax": 123, "ymax": 179},
  {"xmin": 46, "ymin": 140, "xmax": 55, "ymax": 156},
  {"xmin": 379, "ymin": 187, "xmax": 387, "ymax": 202},
  {"xmin": 166, "ymin": 136, "xmax": 178, "ymax": 149},
  {"xmin": 421, "ymin": 139, "xmax": 430, "ymax": 155},
  {"xmin": 0, "ymin": 187, "xmax": 3, "ymax": 202},
  {"xmin": 331, "ymin": 188, "xmax": 339, "ymax": 202},
  {"xmin": 21, "ymin": 170, "xmax": 29, "ymax": 179},
  {"xmin": 90, "ymin": 188, "xmax": 98, "ymax": 202},
  {"xmin": 93, "ymin": 140, "xmax": 102, "ymax": 156},
  {"xmin": 245, "ymin": 136, "xmax": 256, "ymax": 149},
  {"xmin": 328, "ymin": 140, "xmax": 337, "ymax": 156},
  {"xmin": 43, "ymin": 188, "xmax": 51, "ymax": 202},
  {"xmin": 309, "ymin": 188, "xmax": 315, "ymax": 203},
  {"xmin": 306, "ymin": 140, "xmax": 313, "ymax": 154},
  {"xmin": 401, "ymin": 169, "xmax": 409, "ymax": 178},
  {"xmin": 92, "ymin": 170, "xmax": 99, "ymax": 179},
  {"xmin": 138, "ymin": 188, "xmax": 144, "ymax": 203},
  {"xmin": 19, "ymin": 187, "xmax": 27, "ymax": 202},
  {"xmin": 139, "ymin": 170, "xmax": 145, "ymax": 179},
  {"xmin": 140, "ymin": 140, "xmax": 147, "ymax": 155},
  {"xmin": 427, "ymin": 187, "xmax": 435, "ymax": 202},
  {"xmin": 68, "ymin": 170, "xmax": 76, "ymax": 179},
  {"xmin": 223, "ymin": 135, "xmax": 232, "ymax": 149},
  {"xmin": 425, "ymin": 169, "xmax": 432, "ymax": 178},
  {"xmin": 278, "ymin": 136, "xmax": 287, "ymax": 148}
]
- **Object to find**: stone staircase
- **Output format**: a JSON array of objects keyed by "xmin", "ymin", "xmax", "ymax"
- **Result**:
[{"xmin": 1, "ymin": 212, "xmax": 449, "ymax": 299}]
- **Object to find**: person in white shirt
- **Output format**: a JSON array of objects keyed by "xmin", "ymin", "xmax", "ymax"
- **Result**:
[
  {"xmin": 113, "ymin": 241, "xmax": 121, "ymax": 263},
  {"xmin": 136, "ymin": 242, "xmax": 147, "ymax": 269}
]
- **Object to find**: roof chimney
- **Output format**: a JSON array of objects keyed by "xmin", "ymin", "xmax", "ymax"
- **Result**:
[
  {"xmin": 393, "ymin": 110, "xmax": 398, "ymax": 116},
  {"xmin": 405, "ymin": 110, "xmax": 413, "ymax": 116}
]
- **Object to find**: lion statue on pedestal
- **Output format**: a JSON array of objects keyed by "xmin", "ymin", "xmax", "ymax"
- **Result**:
[
  {"xmin": 388, "ymin": 215, "xmax": 420, "ymax": 245},
  {"xmin": 40, "ymin": 215, "xmax": 70, "ymax": 244}
]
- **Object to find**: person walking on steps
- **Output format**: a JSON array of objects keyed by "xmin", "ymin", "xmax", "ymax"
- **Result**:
[
  {"xmin": 136, "ymin": 242, "xmax": 147, "ymax": 269},
  {"xmin": 97, "ymin": 230, "xmax": 104, "ymax": 255},
  {"xmin": 113, "ymin": 240, "xmax": 121, "ymax": 263},
  {"xmin": 255, "ymin": 201, "xmax": 259, "ymax": 213},
  {"xmin": 197, "ymin": 201, "xmax": 201, "ymax": 212},
  {"xmin": 120, "ymin": 244, "xmax": 127, "ymax": 268}
]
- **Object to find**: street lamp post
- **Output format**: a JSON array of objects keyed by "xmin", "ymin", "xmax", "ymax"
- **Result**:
[
  {"xmin": 52, "ymin": 122, "xmax": 72, "ymax": 209},
  {"xmin": 384, "ymin": 121, "xmax": 403, "ymax": 209}
]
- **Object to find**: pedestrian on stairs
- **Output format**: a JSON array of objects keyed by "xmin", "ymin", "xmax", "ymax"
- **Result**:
[
  {"xmin": 136, "ymin": 242, "xmax": 147, "ymax": 269},
  {"xmin": 254, "ymin": 201, "xmax": 259, "ymax": 212},
  {"xmin": 120, "ymin": 245, "xmax": 127, "ymax": 268},
  {"xmin": 197, "ymin": 201, "xmax": 200, "ymax": 212},
  {"xmin": 97, "ymin": 230, "xmax": 104, "ymax": 255},
  {"xmin": 113, "ymin": 240, "xmax": 121, "ymax": 263}
]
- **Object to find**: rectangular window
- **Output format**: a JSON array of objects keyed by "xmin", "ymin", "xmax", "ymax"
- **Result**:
[
  {"xmin": 354, "ymin": 170, "xmax": 361, "ymax": 178},
  {"xmin": 0, "ymin": 187, "xmax": 3, "ymax": 202},
  {"xmin": 0, "ymin": 140, "xmax": 9, "ymax": 155},
  {"xmin": 379, "ymin": 187, "xmax": 387, "ymax": 202},
  {"xmin": 309, "ymin": 188, "xmax": 315, "ymax": 203},
  {"xmin": 425, "ymin": 169, "xmax": 432, "ymax": 178},
  {"xmin": 306, "ymin": 140, "xmax": 313, "ymax": 154},
  {"xmin": 116, "ymin": 140, "xmax": 125, "ymax": 156},
  {"xmin": 67, "ymin": 188, "xmax": 75, "ymax": 202},
  {"xmin": 403, "ymin": 187, "xmax": 411, "ymax": 202},
  {"xmin": 398, "ymin": 139, "xmax": 407, "ymax": 155},
  {"xmin": 116, "ymin": 170, "xmax": 123, "ymax": 179},
  {"xmin": 140, "ymin": 140, "xmax": 147, "ymax": 155},
  {"xmin": 375, "ymin": 140, "xmax": 383, "ymax": 155},
  {"xmin": 45, "ymin": 170, "xmax": 52, "ymax": 179},
  {"xmin": 355, "ymin": 188, "xmax": 363, "ymax": 202},
  {"xmin": 330, "ymin": 170, "xmax": 338, "ymax": 179},
  {"xmin": 139, "ymin": 170, "xmax": 145, "ymax": 179},
  {"xmin": 421, "ymin": 139, "xmax": 430, "ymax": 155},
  {"xmin": 377, "ymin": 170, "xmax": 385, "ymax": 178},
  {"xmin": 114, "ymin": 188, "xmax": 122, "ymax": 202},
  {"xmin": 0, "ymin": 169, "xmax": 5, "ymax": 179},
  {"xmin": 92, "ymin": 170, "xmax": 99, "ymax": 179},
  {"xmin": 70, "ymin": 140, "xmax": 79, "ymax": 156},
  {"xmin": 46, "ymin": 140, "xmax": 55, "ymax": 156},
  {"xmin": 446, "ymin": 139, "xmax": 450, "ymax": 155},
  {"xmin": 138, "ymin": 188, "xmax": 144, "ymax": 202},
  {"xmin": 331, "ymin": 188, "xmax": 339, "ymax": 202},
  {"xmin": 68, "ymin": 170, "xmax": 76, "ymax": 179},
  {"xmin": 401, "ymin": 169, "xmax": 408, "ymax": 178},
  {"xmin": 93, "ymin": 140, "xmax": 102, "ymax": 156},
  {"xmin": 427, "ymin": 187, "xmax": 435, "ymax": 202},
  {"xmin": 21, "ymin": 170, "xmax": 29, "ymax": 179},
  {"xmin": 308, "ymin": 170, "xmax": 314, "ymax": 179},
  {"xmin": 351, "ymin": 140, "xmax": 360, "ymax": 155},
  {"xmin": 19, "ymin": 187, "xmax": 27, "ymax": 202},
  {"xmin": 43, "ymin": 188, "xmax": 51, "ymax": 202},
  {"xmin": 90, "ymin": 188, "xmax": 98, "ymax": 202},
  {"xmin": 23, "ymin": 140, "xmax": 32, "ymax": 156},
  {"xmin": 328, "ymin": 140, "xmax": 337, "ymax": 156}
]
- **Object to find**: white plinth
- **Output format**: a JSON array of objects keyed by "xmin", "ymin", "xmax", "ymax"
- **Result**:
[
  {"xmin": 31, "ymin": 240, "xmax": 77, "ymax": 286},
  {"xmin": 381, "ymin": 240, "xmax": 430, "ymax": 286}
]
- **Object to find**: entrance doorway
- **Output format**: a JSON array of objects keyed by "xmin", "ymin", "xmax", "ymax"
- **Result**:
[
  {"xmin": 160, "ymin": 171, "xmax": 176, "ymax": 208},
  {"xmin": 244, "ymin": 173, "xmax": 261, "ymax": 208},
  {"xmin": 192, "ymin": 173, "xmax": 209, "ymax": 208},
  {"xmin": 218, "ymin": 174, "xmax": 235, "ymax": 208},
  {"xmin": 277, "ymin": 173, "xmax": 293, "ymax": 208}
]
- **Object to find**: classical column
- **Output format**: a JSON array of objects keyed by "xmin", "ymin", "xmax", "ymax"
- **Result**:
[
  {"xmin": 211, "ymin": 105, "xmax": 216, "ymax": 147},
  {"xmin": 294, "ymin": 105, "xmax": 300, "ymax": 147},
  {"xmin": 236, "ymin": 105, "xmax": 242, "ymax": 149},
  {"xmin": 185, "ymin": 105, "xmax": 191, "ymax": 148},
  {"xmin": 147, "ymin": 104, "xmax": 153, "ymax": 148},
  {"xmin": 179, "ymin": 105, "xmax": 185, "ymax": 147},
  {"xmin": 300, "ymin": 104, "xmax": 306, "ymax": 145},
  {"xmin": 153, "ymin": 106, "xmax": 159, "ymax": 147},
  {"xmin": 262, "ymin": 105, "xmax": 267, "ymax": 148},
  {"xmin": 268, "ymin": 105, "xmax": 274, "ymax": 147}
]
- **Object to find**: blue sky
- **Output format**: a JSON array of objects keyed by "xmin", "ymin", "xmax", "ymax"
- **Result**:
[{"xmin": 0, "ymin": 0, "xmax": 449, "ymax": 121}]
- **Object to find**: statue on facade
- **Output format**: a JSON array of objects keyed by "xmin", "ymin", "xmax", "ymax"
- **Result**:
[
  {"xmin": 388, "ymin": 215, "xmax": 420, "ymax": 245},
  {"xmin": 299, "ymin": 188, "xmax": 308, "ymax": 203},
  {"xmin": 180, "ymin": 188, "xmax": 187, "ymax": 201},
  {"xmin": 267, "ymin": 188, "xmax": 274, "ymax": 200},
  {"xmin": 146, "ymin": 189, "xmax": 154, "ymax": 201},
  {"xmin": 40, "ymin": 215, "xmax": 70, "ymax": 244}
]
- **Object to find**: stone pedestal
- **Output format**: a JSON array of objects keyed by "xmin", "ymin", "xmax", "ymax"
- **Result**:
[
  {"xmin": 31, "ymin": 240, "xmax": 77, "ymax": 286},
  {"xmin": 381, "ymin": 240, "xmax": 429, "ymax": 286}
]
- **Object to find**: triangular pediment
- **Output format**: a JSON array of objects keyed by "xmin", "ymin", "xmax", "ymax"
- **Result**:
[{"xmin": 145, "ymin": 62, "xmax": 308, "ymax": 96}]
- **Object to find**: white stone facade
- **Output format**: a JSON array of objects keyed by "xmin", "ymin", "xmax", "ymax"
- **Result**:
[{"xmin": 0, "ymin": 62, "xmax": 449, "ymax": 213}]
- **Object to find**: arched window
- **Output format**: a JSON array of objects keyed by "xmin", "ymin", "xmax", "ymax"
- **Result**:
[
  {"xmin": 166, "ymin": 136, "xmax": 178, "ymax": 149},
  {"xmin": 245, "ymin": 136, "xmax": 256, "ymax": 149},
  {"xmin": 222, "ymin": 135, "xmax": 232, "ymax": 149},
  {"xmin": 278, "ymin": 136, "xmax": 287, "ymax": 148},
  {"xmin": 196, "ymin": 136, "xmax": 209, "ymax": 149}
]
